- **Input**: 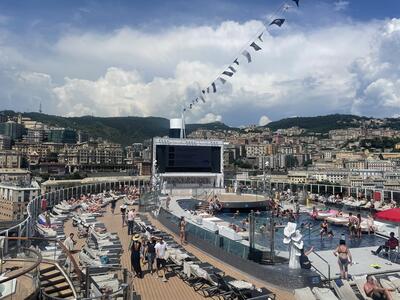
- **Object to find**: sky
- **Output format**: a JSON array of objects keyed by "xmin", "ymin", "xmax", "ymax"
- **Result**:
[{"xmin": 0, "ymin": 0, "xmax": 400, "ymax": 126}]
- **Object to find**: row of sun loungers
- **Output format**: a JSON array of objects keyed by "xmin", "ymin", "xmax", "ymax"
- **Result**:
[
  {"xmin": 133, "ymin": 215, "xmax": 275, "ymax": 300},
  {"xmin": 311, "ymin": 194, "xmax": 395, "ymax": 211},
  {"xmin": 295, "ymin": 273, "xmax": 400, "ymax": 300}
]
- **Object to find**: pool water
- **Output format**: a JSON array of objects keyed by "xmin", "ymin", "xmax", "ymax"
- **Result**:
[{"xmin": 218, "ymin": 212, "xmax": 385, "ymax": 252}]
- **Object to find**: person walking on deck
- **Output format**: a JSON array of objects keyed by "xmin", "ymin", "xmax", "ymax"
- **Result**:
[
  {"xmin": 155, "ymin": 238, "xmax": 168, "ymax": 282},
  {"xmin": 130, "ymin": 234, "xmax": 143, "ymax": 278},
  {"xmin": 110, "ymin": 198, "xmax": 117, "ymax": 214},
  {"xmin": 144, "ymin": 237, "xmax": 157, "ymax": 274},
  {"xmin": 179, "ymin": 216, "xmax": 186, "ymax": 245},
  {"xmin": 333, "ymin": 239, "xmax": 352, "ymax": 280},
  {"xmin": 127, "ymin": 209, "xmax": 135, "ymax": 235},
  {"xmin": 63, "ymin": 233, "xmax": 77, "ymax": 273},
  {"xmin": 120, "ymin": 204, "xmax": 127, "ymax": 227}
]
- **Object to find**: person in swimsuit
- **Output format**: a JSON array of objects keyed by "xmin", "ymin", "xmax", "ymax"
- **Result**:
[
  {"xmin": 179, "ymin": 216, "xmax": 186, "ymax": 245},
  {"xmin": 320, "ymin": 220, "xmax": 334, "ymax": 239},
  {"xmin": 364, "ymin": 274, "xmax": 393, "ymax": 300},
  {"xmin": 333, "ymin": 239, "xmax": 352, "ymax": 279}
]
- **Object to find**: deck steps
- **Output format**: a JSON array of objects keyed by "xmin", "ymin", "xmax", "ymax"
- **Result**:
[{"xmin": 39, "ymin": 263, "xmax": 75, "ymax": 299}]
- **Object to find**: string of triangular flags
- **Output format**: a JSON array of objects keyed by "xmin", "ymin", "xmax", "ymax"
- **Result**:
[{"xmin": 183, "ymin": 0, "xmax": 300, "ymax": 112}]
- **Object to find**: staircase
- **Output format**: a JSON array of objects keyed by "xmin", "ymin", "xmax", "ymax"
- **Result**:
[{"xmin": 40, "ymin": 264, "xmax": 76, "ymax": 299}]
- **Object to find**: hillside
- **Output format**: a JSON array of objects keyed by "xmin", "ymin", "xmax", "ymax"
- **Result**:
[
  {"xmin": 1, "ymin": 111, "xmax": 236, "ymax": 145},
  {"xmin": 265, "ymin": 114, "xmax": 370, "ymax": 133},
  {"xmin": 3, "ymin": 111, "xmax": 400, "ymax": 145}
]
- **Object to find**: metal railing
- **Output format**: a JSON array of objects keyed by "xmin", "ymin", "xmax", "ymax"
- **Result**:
[
  {"xmin": 311, "ymin": 250, "xmax": 331, "ymax": 286},
  {"xmin": 0, "ymin": 177, "xmax": 150, "ymax": 254}
]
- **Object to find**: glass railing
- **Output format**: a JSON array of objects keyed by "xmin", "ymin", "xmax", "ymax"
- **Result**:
[{"xmin": 157, "ymin": 208, "xmax": 251, "ymax": 259}]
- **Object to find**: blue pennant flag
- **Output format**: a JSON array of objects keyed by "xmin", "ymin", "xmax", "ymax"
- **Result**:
[
  {"xmin": 250, "ymin": 42, "xmax": 262, "ymax": 51},
  {"xmin": 269, "ymin": 18, "xmax": 285, "ymax": 27}
]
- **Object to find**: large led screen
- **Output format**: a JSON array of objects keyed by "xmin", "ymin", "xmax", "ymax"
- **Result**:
[{"xmin": 156, "ymin": 145, "xmax": 221, "ymax": 173}]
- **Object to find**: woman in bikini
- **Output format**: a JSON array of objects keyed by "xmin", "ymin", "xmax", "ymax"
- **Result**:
[
  {"xmin": 179, "ymin": 217, "xmax": 186, "ymax": 245},
  {"xmin": 333, "ymin": 239, "xmax": 352, "ymax": 280}
]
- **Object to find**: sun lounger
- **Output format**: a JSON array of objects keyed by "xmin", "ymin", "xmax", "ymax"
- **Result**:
[
  {"xmin": 202, "ymin": 273, "xmax": 236, "ymax": 300},
  {"xmin": 232, "ymin": 286, "xmax": 275, "ymax": 300},
  {"xmin": 388, "ymin": 275, "xmax": 400, "ymax": 290},
  {"xmin": 332, "ymin": 279, "xmax": 358, "ymax": 300},
  {"xmin": 380, "ymin": 278, "xmax": 400, "ymax": 300},
  {"xmin": 294, "ymin": 287, "xmax": 316, "ymax": 300},
  {"xmin": 312, "ymin": 287, "xmax": 338, "ymax": 300}
]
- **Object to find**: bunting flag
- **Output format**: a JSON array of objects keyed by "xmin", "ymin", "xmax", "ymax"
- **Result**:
[
  {"xmin": 250, "ymin": 42, "xmax": 262, "ymax": 51},
  {"xmin": 270, "ymin": 18, "xmax": 285, "ymax": 27},
  {"xmin": 222, "ymin": 70, "xmax": 234, "ymax": 77},
  {"xmin": 228, "ymin": 66, "xmax": 237, "ymax": 73},
  {"xmin": 242, "ymin": 50, "xmax": 252, "ymax": 63},
  {"xmin": 212, "ymin": 82, "xmax": 217, "ymax": 93},
  {"xmin": 182, "ymin": 0, "xmax": 301, "ymax": 113}
]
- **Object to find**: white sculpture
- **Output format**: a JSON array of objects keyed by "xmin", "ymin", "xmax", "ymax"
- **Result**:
[{"xmin": 283, "ymin": 222, "xmax": 304, "ymax": 269}]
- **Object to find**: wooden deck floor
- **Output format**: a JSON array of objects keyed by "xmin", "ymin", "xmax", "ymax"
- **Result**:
[{"xmin": 65, "ymin": 200, "xmax": 294, "ymax": 300}]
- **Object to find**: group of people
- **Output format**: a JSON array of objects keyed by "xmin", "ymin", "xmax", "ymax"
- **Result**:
[
  {"xmin": 348, "ymin": 212, "xmax": 363, "ymax": 239},
  {"xmin": 208, "ymin": 195, "xmax": 222, "ymax": 215},
  {"xmin": 129, "ymin": 216, "xmax": 187, "ymax": 282},
  {"xmin": 129, "ymin": 234, "xmax": 168, "ymax": 282}
]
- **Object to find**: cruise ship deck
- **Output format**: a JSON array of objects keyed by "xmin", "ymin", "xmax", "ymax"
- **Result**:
[{"xmin": 64, "ymin": 198, "xmax": 294, "ymax": 300}]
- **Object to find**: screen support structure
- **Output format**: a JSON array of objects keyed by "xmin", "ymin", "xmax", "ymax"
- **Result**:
[{"xmin": 180, "ymin": 111, "xmax": 186, "ymax": 139}]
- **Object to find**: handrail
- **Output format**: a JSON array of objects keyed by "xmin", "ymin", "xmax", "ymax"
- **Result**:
[
  {"xmin": 0, "ymin": 247, "xmax": 42, "ymax": 284},
  {"xmin": 311, "ymin": 250, "xmax": 331, "ymax": 286},
  {"xmin": 6, "ymin": 236, "xmax": 83, "ymax": 281}
]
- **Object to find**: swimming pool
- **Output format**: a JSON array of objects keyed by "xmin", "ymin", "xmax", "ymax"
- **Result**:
[{"xmin": 218, "ymin": 211, "xmax": 386, "ymax": 252}]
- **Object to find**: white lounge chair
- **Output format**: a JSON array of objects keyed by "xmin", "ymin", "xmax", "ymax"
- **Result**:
[
  {"xmin": 294, "ymin": 287, "xmax": 316, "ymax": 300},
  {"xmin": 380, "ymin": 278, "xmax": 400, "ymax": 300},
  {"xmin": 312, "ymin": 287, "xmax": 339, "ymax": 300},
  {"xmin": 332, "ymin": 279, "xmax": 358, "ymax": 300},
  {"xmin": 388, "ymin": 275, "xmax": 400, "ymax": 290}
]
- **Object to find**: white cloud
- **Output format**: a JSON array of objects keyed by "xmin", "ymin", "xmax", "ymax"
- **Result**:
[
  {"xmin": 334, "ymin": 1, "xmax": 349, "ymax": 12},
  {"xmin": 258, "ymin": 115, "xmax": 271, "ymax": 126},
  {"xmin": 349, "ymin": 19, "xmax": 400, "ymax": 115},
  {"xmin": 198, "ymin": 113, "xmax": 222, "ymax": 124},
  {"xmin": 0, "ymin": 18, "xmax": 399, "ymax": 125}
]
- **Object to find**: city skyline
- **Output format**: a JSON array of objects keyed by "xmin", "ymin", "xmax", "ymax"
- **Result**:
[{"xmin": 0, "ymin": 0, "xmax": 399, "ymax": 126}]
